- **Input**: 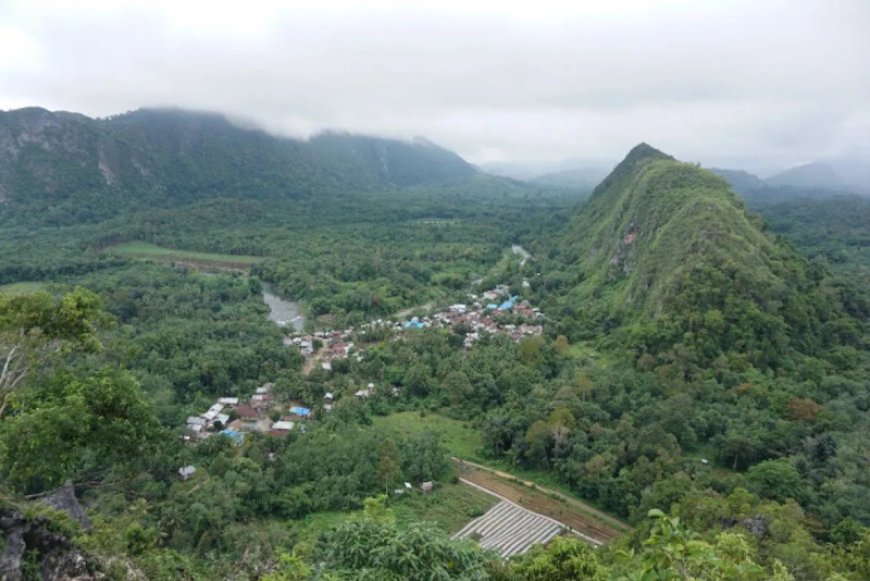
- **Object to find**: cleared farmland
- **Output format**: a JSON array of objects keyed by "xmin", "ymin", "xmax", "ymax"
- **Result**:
[
  {"xmin": 455, "ymin": 462, "xmax": 625, "ymax": 545},
  {"xmin": 452, "ymin": 500, "xmax": 564, "ymax": 558},
  {"xmin": 103, "ymin": 242, "xmax": 264, "ymax": 271}
]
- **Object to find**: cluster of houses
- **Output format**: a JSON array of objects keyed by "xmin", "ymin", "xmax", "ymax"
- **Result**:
[
  {"xmin": 284, "ymin": 286, "xmax": 544, "ymax": 370},
  {"xmin": 351, "ymin": 381, "xmax": 400, "ymax": 399},
  {"xmin": 284, "ymin": 329, "xmax": 361, "ymax": 372},
  {"xmin": 401, "ymin": 287, "xmax": 543, "ymax": 348},
  {"xmin": 184, "ymin": 382, "xmax": 313, "ymax": 443}
]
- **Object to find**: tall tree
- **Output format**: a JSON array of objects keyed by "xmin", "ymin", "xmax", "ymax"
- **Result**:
[
  {"xmin": 0, "ymin": 288, "xmax": 108, "ymax": 418},
  {"xmin": 377, "ymin": 437, "xmax": 402, "ymax": 493}
]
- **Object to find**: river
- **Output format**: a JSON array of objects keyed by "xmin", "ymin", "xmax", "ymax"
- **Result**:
[
  {"xmin": 511, "ymin": 244, "xmax": 532, "ymax": 266},
  {"xmin": 262, "ymin": 284, "xmax": 305, "ymax": 332}
]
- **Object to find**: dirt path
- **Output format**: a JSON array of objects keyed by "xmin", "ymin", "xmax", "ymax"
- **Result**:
[
  {"xmin": 394, "ymin": 301, "xmax": 434, "ymax": 319},
  {"xmin": 453, "ymin": 459, "xmax": 629, "ymax": 545},
  {"xmin": 302, "ymin": 359, "xmax": 317, "ymax": 374}
]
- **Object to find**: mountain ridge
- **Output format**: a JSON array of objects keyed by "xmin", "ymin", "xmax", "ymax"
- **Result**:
[
  {"xmin": 0, "ymin": 106, "xmax": 476, "ymax": 225},
  {"xmin": 766, "ymin": 161, "xmax": 846, "ymax": 191},
  {"xmin": 711, "ymin": 162, "xmax": 870, "ymax": 203}
]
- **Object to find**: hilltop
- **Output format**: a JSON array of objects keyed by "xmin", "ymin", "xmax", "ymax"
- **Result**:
[
  {"xmin": 553, "ymin": 143, "xmax": 850, "ymax": 368},
  {"xmin": 0, "ymin": 107, "xmax": 476, "ymax": 225}
]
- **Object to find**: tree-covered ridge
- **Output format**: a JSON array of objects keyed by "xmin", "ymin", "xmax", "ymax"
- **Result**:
[
  {"xmin": 750, "ymin": 195, "xmax": 870, "ymax": 322},
  {"xmin": 752, "ymin": 196, "xmax": 870, "ymax": 272},
  {"xmin": 0, "ymin": 107, "xmax": 476, "ymax": 226},
  {"xmin": 552, "ymin": 144, "xmax": 855, "ymax": 369}
]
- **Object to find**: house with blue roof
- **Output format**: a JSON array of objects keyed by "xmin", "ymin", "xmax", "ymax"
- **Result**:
[
  {"xmin": 403, "ymin": 317, "xmax": 427, "ymax": 329},
  {"xmin": 219, "ymin": 429, "xmax": 244, "ymax": 445}
]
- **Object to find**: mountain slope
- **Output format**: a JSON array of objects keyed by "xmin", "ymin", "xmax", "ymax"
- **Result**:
[
  {"xmin": 0, "ymin": 107, "xmax": 476, "ymax": 225},
  {"xmin": 555, "ymin": 144, "xmax": 849, "ymax": 368}
]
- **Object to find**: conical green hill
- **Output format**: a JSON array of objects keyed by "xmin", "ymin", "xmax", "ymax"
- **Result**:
[{"xmin": 556, "ymin": 144, "xmax": 848, "ymax": 368}]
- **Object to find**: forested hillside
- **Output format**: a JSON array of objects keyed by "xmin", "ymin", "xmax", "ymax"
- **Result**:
[
  {"xmin": 544, "ymin": 144, "xmax": 850, "ymax": 373},
  {"xmin": 0, "ymin": 107, "xmax": 476, "ymax": 225}
]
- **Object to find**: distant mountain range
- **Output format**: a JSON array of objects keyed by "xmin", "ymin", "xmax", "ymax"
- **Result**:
[
  {"xmin": 711, "ymin": 161, "xmax": 869, "ymax": 203},
  {"xmin": 479, "ymin": 159, "xmax": 610, "ymax": 190},
  {"xmin": 483, "ymin": 154, "xmax": 869, "ymax": 200},
  {"xmin": 3, "ymin": 105, "xmax": 865, "ymax": 227},
  {"xmin": 0, "ymin": 107, "xmax": 476, "ymax": 225}
]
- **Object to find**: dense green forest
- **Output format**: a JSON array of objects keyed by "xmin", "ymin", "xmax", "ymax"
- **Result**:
[{"xmin": 1, "ymin": 114, "xmax": 868, "ymax": 580}]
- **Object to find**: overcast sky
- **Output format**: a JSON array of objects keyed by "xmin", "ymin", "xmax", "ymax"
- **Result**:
[{"xmin": 1, "ymin": 0, "xmax": 868, "ymax": 172}]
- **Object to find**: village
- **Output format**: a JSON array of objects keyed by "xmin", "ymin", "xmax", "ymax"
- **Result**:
[
  {"xmin": 286, "ymin": 285, "xmax": 544, "ymax": 371},
  {"xmin": 184, "ymin": 382, "xmax": 316, "ymax": 444},
  {"xmin": 183, "ymin": 286, "xmax": 543, "ymax": 447}
]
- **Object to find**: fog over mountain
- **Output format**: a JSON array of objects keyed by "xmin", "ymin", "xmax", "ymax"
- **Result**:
[{"xmin": 1, "ymin": 0, "xmax": 868, "ymax": 170}]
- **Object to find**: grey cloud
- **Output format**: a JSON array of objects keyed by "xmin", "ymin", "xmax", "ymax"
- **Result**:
[{"xmin": 1, "ymin": 0, "xmax": 868, "ymax": 171}]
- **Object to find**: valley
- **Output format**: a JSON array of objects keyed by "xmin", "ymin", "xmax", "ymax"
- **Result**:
[{"xmin": 0, "ymin": 108, "xmax": 867, "ymax": 580}]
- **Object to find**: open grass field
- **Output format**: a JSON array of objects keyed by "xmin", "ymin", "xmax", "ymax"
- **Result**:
[
  {"xmin": 392, "ymin": 481, "xmax": 498, "ymax": 533},
  {"xmin": 292, "ymin": 481, "xmax": 497, "ymax": 543},
  {"xmin": 372, "ymin": 411, "xmax": 484, "ymax": 460},
  {"xmin": 293, "ymin": 510, "xmax": 356, "ymax": 544},
  {"xmin": 103, "ymin": 242, "xmax": 264, "ymax": 270},
  {"xmin": 0, "ymin": 281, "xmax": 46, "ymax": 295}
]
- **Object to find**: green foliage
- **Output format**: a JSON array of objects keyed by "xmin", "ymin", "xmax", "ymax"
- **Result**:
[
  {"xmin": 507, "ymin": 536, "xmax": 609, "ymax": 580},
  {"xmin": 262, "ymin": 553, "xmax": 314, "ymax": 581},
  {"xmin": 21, "ymin": 548, "xmax": 41, "ymax": 581},
  {"xmin": 746, "ymin": 459, "xmax": 806, "ymax": 503},
  {"xmin": 400, "ymin": 431, "xmax": 452, "ymax": 484},
  {"xmin": 619, "ymin": 509, "xmax": 769, "ymax": 580},
  {"xmin": 0, "ymin": 286, "xmax": 108, "ymax": 352},
  {"xmin": 317, "ymin": 501, "xmax": 492, "ymax": 580},
  {"xmin": 377, "ymin": 438, "xmax": 402, "ymax": 491},
  {"xmin": 1, "ymin": 287, "xmax": 111, "ymax": 421},
  {"xmin": 750, "ymin": 196, "xmax": 870, "ymax": 272},
  {"xmin": 0, "ymin": 367, "xmax": 160, "ymax": 492},
  {"xmin": 0, "ymin": 287, "xmax": 163, "ymax": 492},
  {"xmin": 75, "ymin": 264, "xmax": 293, "ymax": 406}
]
